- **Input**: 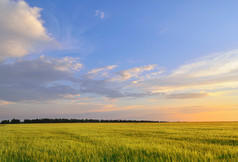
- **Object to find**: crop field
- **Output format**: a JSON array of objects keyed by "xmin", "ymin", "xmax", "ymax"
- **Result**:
[{"xmin": 0, "ymin": 122, "xmax": 238, "ymax": 161}]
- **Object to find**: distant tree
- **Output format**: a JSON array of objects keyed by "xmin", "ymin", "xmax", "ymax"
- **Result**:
[
  {"xmin": 1, "ymin": 120, "xmax": 10, "ymax": 124},
  {"xmin": 0, "ymin": 118, "xmax": 164, "ymax": 124},
  {"xmin": 10, "ymin": 119, "xmax": 21, "ymax": 124}
]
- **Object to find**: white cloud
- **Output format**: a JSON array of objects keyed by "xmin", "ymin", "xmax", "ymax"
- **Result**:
[
  {"xmin": 88, "ymin": 65, "xmax": 117, "ymax": 74},
  {"xmin": 112, "ymin": 64, "xmax": 162, "ymax": 81},
  {"xmin": 95, "ymin": 10, "xmax": 100, "ymax": 16},
  {"xmin": 144, "ymin": 49, "xmax": 238, "ymax": 94},
  {"xmin": 53, "ymin": 56, "xmax": 83, "ymax": 72},
  {"xmin": 87, "ymin": 65, "xmax": 117, "ymax": 79},
  {"xmin": 95, "ymin": 10, "xmax": 106, "ymax": 19},
  {"xmin": 0, "ymin": 0, "xmax": 57, "ymax": 60},
  {"xmin": 172, "ymin": 49, "xmax": 238, "ymax": 77},
  {"xmin": 100, "ymin": 12, "xmax": 105, "ymax": 19}
]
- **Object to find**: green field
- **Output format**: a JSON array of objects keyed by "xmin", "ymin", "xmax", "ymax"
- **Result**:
[{"xmin": 0, "ymin": 122, "xmax": 238, "ymax": 161}]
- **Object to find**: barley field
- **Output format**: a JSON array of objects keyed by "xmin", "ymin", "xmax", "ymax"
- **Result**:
[{"xmin": 0, "ymin": 122, "xmax": 238, "ymax": 161}]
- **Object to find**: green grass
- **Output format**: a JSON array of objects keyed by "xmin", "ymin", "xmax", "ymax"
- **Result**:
[{"xmin": 0, "ymin": 122, "xmax": 238, "ymax": 161}]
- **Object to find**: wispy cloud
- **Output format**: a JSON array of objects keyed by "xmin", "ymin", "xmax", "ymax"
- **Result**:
[
  {"xmin": 100, "ymin": 12, "xmax": 105, "ymax": 19},
  {"xmin": 172, "ymin": 49, "xmax": 238, "ymax": 77},
  {"xmin": 87, "ymin": 65, "xmax": 117, "ymax": 78},
  {"xmin": 143, "ymin": 49, "xmax": 238, "ymax": 96},
  {"xmin": 95, "ymin": 10, "xmax": 106, "ymax": 19},
  {"xmin": 111, "ymin": 64, "xmax": 164, "ymax": 82}
]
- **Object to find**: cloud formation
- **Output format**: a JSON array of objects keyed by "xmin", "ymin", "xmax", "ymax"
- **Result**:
[
  {"xmin": 0, "ymin": 56, "xmax": 164, "ymax": 101},
  {"xmin": 1, "ymin": 49, "xmax": 238, "ymax": 102},
  {"xmin": 95, "ymin": 10, "xmax": 105, "ymax": 19},
  {"xmin": 111, "ymin": 64, "xmax": 164, "ymax": 81},
  {"xmin": 0, "ymin": 56, "xmax": 81, "ymax": 102},
  {"xmin": 172, "ymin": 49, "xmax": 238, "ymax": 78},
  {"xmin": 87, "ymin": 65, "xmax": 117, "ymax": 79},
  {"xmin": 0, "ymin": 0, "xmax": 56, "ymax": 60},
  {"xmin": 88, "ymin": 65, "xmax": 117, "ymax": 74},
  {"xmin": 80, "ymin": 50, "xmax": 238, "ymax": 100},
  {"xmin": 144, "ymin": 49, "xmax": 238, "ymax": 95}
]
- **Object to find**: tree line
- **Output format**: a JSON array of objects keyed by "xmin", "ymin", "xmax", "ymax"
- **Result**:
[{"xmin": 0, "ymin": 118, "xmax": 167, "ymax": 124}]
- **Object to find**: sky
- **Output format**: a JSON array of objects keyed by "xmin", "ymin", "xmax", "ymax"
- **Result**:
[{"xmin": 1, "ymin": 0, "xmax": 238, "ymax": 121}]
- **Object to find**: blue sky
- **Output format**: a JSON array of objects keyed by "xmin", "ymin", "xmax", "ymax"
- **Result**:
[
  {"xmin": 25, "ymin": 0, "xmax": 238, "ymax": 69},
  {"xmin": 1, "ymin": 0, "xmax": 238, "ymax": 121}
]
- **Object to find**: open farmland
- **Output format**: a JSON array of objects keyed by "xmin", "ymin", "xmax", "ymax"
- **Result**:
[{"xmin": 0, "ymin": 122, "xmax": 238, "ymax": 161}]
